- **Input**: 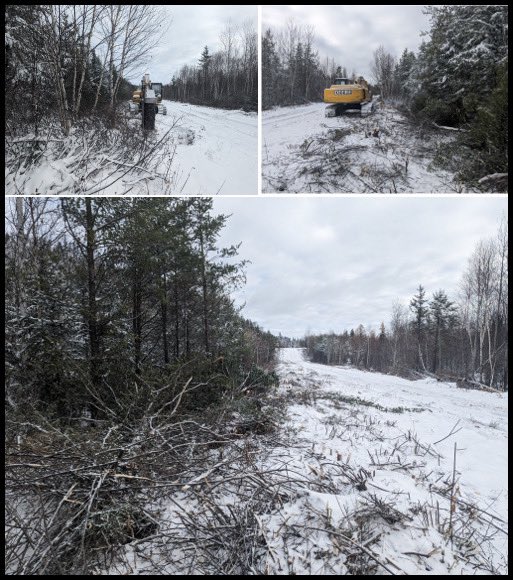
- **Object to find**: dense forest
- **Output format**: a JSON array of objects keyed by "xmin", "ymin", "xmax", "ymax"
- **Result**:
[
  {"xmin": 390, "ymin": 5, "xmax": 508, "ymax": 190},
  {"xmin": 5, "ymin": 197, "xmax": 279, "ymax": 574},
  {"xmin": 262, "ymin": 23, "xmax": 350, "ymax": 110},
  {"xmin": 165, "ymin": 21, "xmax": 257, "ymax": 111},
  {"xmin": 5, "ymin": 198, "xmax": 277, "ymax": 421},
  {"xmin": 303, "ymin": 219, "xmax": 508, "ymax": 391}
]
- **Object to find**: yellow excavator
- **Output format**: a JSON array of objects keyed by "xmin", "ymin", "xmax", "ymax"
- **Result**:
[
  {"xmin": 324, "ymin": 77, "xmax": 374, "ymax": 117},
  {"xmin": 129, "ymin": 74, "xmax": 167, "ymax": 116}
]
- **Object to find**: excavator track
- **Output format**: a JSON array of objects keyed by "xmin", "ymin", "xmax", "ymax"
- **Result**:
[
  {"xmin": 325, "ymin": 99, "xmax": 375, "ymax": 117},
  {"xmin": 360, "ymin": 100, "xmax": 375, "ymax": 115}
]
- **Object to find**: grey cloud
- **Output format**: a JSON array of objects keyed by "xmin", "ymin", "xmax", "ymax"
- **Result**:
[
  {"xmin": 263, "ymin": 5, "xmax": 430, "ymax": 78},
  {"xmin": 127, "ymin": 5, "xmax": 257, "ymax": 84},
  {"xmin": 213, "ymin": 197, "xmax": 507, "ymax": 338}
]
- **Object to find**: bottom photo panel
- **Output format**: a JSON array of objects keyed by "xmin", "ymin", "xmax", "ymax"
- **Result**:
[{"xmin": 5, "ymin": 195, "xmax": 508, "ymax": 575}]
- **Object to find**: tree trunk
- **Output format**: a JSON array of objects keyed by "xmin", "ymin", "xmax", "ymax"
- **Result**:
[
  {"xmin": 198, "ymin": 227, "xmax": 210, "ymax": 354},
  {"xmin": 51, "ymin": 7, "xmax": 72, "ymax": 136},
  {"xmin": 160, "ymin": 272, "xmax": 169, "ymax": 365},
  {"xmin": 85, "ymin": 200, "xmax": 101, "ymax": 388},
  {"xmin": 173, "ymin": 284, "xmax": 180, "ymax": 358},
  {"xmin": 132, "ymin": 270, "xmax": 142, "ymax": 375},
  {"xmin": 432, "ymin": 323, "xmax": 440, "ymax": 373},
  {"xmin": 184, "ymin": 306, "xmax": 190, "ymax": 357},
  {"xmin": 92, "ymin": 42, "xmax": 110, "ymax": 112},
  {"xmin": 75, "ymin": 5, "xmax": 98, "ymax": 116},
  {"xmin": 15, "ymin": 199, "xmax": 26, "ymax": 317}
]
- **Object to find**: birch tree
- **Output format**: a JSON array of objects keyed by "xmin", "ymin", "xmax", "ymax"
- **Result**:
[{"xmin": 370, "ymin": 45, "xmax": 396, "ymax": 100}]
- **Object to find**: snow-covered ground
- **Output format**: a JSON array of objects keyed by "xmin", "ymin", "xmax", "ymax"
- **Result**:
[
  {"xmin": 104, "ymin": 348, "xmax": 507, "ymax": 575},
  {"xmin": 5, "ymin": 102, "xmax": 257, "ymax": 196},
  {"xmin": 268, "ymin": 348, "xmax": 508, "ymax": 574},
  {"xmin": 157, "ymin": 101, "xmax": 257, "ymax": 195},
  {"xmin": 262, "ymin": 102, "xmax": 469, "ymax": 193}
]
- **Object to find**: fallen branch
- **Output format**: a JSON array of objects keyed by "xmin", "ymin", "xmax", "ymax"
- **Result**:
[
  {"xmin": 105, "ymin": 158, "xmax": 167, "ymax": 180},
  {"xmin": 432, "ymin": 123, "xmax": 467, "ymax": 133},
  {"xmin": 478, "ymin": 172, "xmax": 508, "ymax": 185},
  {"xmin": 432, "ymin": 420, "xmax": 462, "ymax": 445},
  {"xmin": 294, "ymin": 525, "xmax": 402, "ymax": 575},
  {"xmin": 456, "ymin": 378, "xmax": 504, "ymax": 394}
]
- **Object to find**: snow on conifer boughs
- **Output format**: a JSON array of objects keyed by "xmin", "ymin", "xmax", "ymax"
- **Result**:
[
  {"xmin": 393, "ymin": 5, "xmax": 509, "ymax": 188},
  {"xmin": 5, "ymin": 198, "xmax": 278, "ymax": 419},
  {"xmin": 420, "ymin": 5, "xmax": 508, "ymax": 99}
]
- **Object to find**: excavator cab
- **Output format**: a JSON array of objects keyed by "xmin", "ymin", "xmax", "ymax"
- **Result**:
[
  {"xmin": 333, "ymin": 78, "xmax": 353, "ymax": 86},
  {"xmin": 151, "ymin": 83, "xmax": 162, "ymax": 100},
  {"xmin": 151, "ymin": 83, "xmax": 166, "ymax": 115}
]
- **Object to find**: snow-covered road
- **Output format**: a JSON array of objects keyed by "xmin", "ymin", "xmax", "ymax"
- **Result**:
[
  {"xmin": 157, "ymin": 101, "xmax": 257, "ymax": 195},
  {"xmin": 262, "ymin": 103, "xmax": 463, "ymax": 193}
]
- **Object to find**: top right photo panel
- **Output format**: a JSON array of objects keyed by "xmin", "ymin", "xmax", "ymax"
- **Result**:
[{"xmin": 261, "ymin": 5, "xmax": 508, "ymax": 194}]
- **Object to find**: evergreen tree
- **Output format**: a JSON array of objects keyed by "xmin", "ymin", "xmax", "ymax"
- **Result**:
[
  {"xmin": 430, "ymin": 290, "xmax": 457, "ymax": 373},
  {"xmin": 394, "ymin": 48, "xmax": 417, "ymax": 102},
  {"xmin": 199, "ymin": 46, "xmax": 212, "ymax": 71},
  {"xmin": 262, "ymin": 29, "xmax": 280, "ymax": 109},
  {"xmin": 410, "ymin": 285, "xmax": 430, "ymax": 371},
  {"xmin": 199, "ymin": 46, "xmax": 212, "ymax": 99}
]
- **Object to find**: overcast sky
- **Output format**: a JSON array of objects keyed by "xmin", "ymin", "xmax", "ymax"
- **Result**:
[
  {"xmin": 213, "ymin": 196, "xmax": 507, "ymax": 338},
  {"xmin": 262, "ymin": 5, "xmax": 431, "ymax": 79},
  {"xmin": 129, "ymin": 5, "xmax": 257, "ymax": 84}
]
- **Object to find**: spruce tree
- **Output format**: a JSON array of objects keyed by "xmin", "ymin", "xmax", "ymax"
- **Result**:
[
  {"xmin": 410, "ymin": 285, "xmax": 430, "ymax": 371},
  {"xmin": 430, "ymin": 290, "xmax": 457, "ymax": 373}
]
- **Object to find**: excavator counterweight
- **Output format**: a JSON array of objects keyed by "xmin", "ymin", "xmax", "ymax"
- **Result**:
[{"xmin": 324, "ymin": 77, "xmax": 374, "ymax": 117}]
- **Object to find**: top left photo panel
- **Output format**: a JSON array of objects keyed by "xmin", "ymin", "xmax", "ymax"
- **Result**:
[{"xmin": 5, "ymin": 5, "xmax": 258, "ymax": 196}]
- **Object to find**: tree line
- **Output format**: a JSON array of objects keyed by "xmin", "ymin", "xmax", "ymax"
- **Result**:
[
  {"xmin": 372, "ymin": 5, "xmax": 508, "ymax": 190},
  {"xmin": 5, "ymin": 5, "xmax": 166, "ymax": 136},
  {"xmin": 5, "ymin": 198, "xmax": 278, "ymax": 422},
  {"xmin": 262, "ymin": 22, "xmax": 355, "ymax": 110},
  {"xmin": 165, "ymin": 20, "xmax": 257, "ymax": 111},
  {"xmin": 303, "ymin": 218, "xmax": 508, "ymax": 391}
]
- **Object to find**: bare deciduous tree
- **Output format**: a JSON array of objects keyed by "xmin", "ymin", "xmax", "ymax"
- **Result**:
[
  {"xmin": 370, "ymin": 45, "xmax": 396, "ymax": 100},
  {"xmin": 101, "ymin": 5, "xmax": 167, "ymax": 120}
]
